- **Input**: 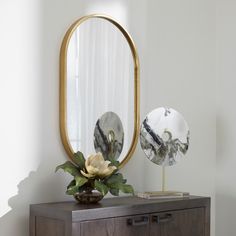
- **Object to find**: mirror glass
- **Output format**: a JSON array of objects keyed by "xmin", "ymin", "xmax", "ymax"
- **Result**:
[
  {"xmin": 140, "ymin": 107, "xmax": 190, "ymax": 166},
  {"xmin": 60, "ymin": 15, "xmax": 139, "ymax": 166}
]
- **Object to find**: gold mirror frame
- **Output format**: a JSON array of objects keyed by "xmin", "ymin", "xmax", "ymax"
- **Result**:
[{"xmin": 59, "ymin": 14, "xmax": 140, "ymax": 168}]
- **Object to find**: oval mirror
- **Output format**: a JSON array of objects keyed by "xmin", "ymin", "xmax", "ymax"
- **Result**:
[
  {"xmin": 140, "ymin": 107, "xmax": 190, "ymax": 166},
  {"xmin": 60, "ymin": 14, "xmax": 140, "ymax": 168}
]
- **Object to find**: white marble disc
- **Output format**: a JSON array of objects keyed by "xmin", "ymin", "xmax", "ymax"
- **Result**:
[{"xmin": 140, "ymin": 107, "xmax": 190, "ymax": 166}]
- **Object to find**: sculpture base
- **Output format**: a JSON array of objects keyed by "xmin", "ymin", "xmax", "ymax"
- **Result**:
[{"xmin": 137, "ymin": 191, "xmax": 189, "ymax": 199}]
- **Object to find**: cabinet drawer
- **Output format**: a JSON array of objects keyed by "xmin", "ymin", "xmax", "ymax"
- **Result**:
[
  {"xmin": 150, "ymin": 208, "xmax": 205, "ymax": 236},
  {"xmin": 80, "ymin": 214, "xmax": 150, "ymax": 236}
]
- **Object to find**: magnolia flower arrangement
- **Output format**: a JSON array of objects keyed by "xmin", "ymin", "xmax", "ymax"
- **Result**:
[{"xmin": 56, "ymin": 151, "xmax": 134, "ymax": 202}]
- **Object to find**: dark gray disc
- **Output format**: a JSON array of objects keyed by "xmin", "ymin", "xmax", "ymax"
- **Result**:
[{"xmin": 94, "ymin": 111, "xmax": 124, "ymax": 161}]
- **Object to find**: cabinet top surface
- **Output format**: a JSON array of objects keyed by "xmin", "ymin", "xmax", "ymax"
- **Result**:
[
  {"xmin": 31, "ymin": 196, "xmax": 208, "ymax": 211},
  {"xmin": 30, "ymin": 196, "xmax": 210, "ymax": 222}
]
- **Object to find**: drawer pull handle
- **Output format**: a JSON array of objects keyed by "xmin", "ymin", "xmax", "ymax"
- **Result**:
[
  {"xmin": 152, "ymin": 214, "xmax": 173, "ymax": 224},
  {"xmin": 127, "ymin": 216, "xmax": 149, "ymax": 226}
]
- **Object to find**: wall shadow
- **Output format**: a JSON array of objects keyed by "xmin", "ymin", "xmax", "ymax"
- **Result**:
[
  {"xmin": 0, "ymin": 164, "xmax": 71, "ymax": 236},
  {"xmin": 0, "ymin": 0, "xmax": 87, "ymax": 235}
]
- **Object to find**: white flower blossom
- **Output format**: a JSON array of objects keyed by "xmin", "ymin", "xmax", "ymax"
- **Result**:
[{"xmin": 80, "ymin": 153, "xmax": 117, "ymax": 179}]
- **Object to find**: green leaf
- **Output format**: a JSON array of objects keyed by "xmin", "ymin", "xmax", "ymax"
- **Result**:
[
  {"xmin": 66, "ymin": 176, "xmax": 88, "ymax": 195},
  {"xmin": 67, "ymin": 180, "xmax": 76, "ymax": 189},
  {"xmin": 106, "ymin": 173, "xmax": 124, "ymax": 185},
  {"xmin": 108, "ymin": 183, "xmax": 134, "ymax": 195},
  {"xmin": 55, "ymin": 161, "xmax": 80, "ymax": 176},
  {"xmin": 104, "ymin": 173, "xmax": 133, "ymax": 195},
  {"xmin": 66, "ymin": 185, "xmax": 79, "ymax": 195},
  {"xmin": 110, "ymin": 161, "xmax": 120, "ymax": 168},
  {"xmin": 75, "ymin": 175, "xmax": 88, "ymax": 187},
  {"xmin": 72, "ymin": 151, "xmax": 86, "ymax": 169},
  {"xmin": 109, "ymin": 188, "xmax": 119, "ymax": 196},
  {"xmin": 106, "ymin": 182, "xmax": 121, "ymax": 189},
  {"xmin": 107, "ymin": 156, "xmax": 120, "ymax": 168},
  {"xmin": 119, "ymin": 184, "xmax": 134, "ymax": 194},
  {"xmin": 94, "ymin": 180, "xmax": 108, "ymax": 196}
]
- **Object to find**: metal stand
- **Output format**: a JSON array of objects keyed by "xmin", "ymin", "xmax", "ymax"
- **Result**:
[
  {"xmin": 137, "ymin": 166, "xmax": 189, "ymax": 199},
  {"xmin": 162, "ymin": 166, "xmax": 166, "ymax": 192}
]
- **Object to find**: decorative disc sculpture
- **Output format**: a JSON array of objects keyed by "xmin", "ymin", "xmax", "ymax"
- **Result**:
[
  {"xmin": 94, "ymin": 111, "xmax": 124, "ymax": 161},
  {"xmin": 140, "ymin": 107, "xmax": 190, "ymax": 192}
]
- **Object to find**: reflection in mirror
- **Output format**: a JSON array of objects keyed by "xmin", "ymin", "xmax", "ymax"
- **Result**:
[
  {"xmin": 67, "ymin": 18, "xmax": 133, "ymax": 159},
  {"xmin": 140, "ymin": 107, "xmax": 190, "ymax": 166},
  {"xmin": 94, "ymin": 112, "xmax": 124, "ymax": 161},
  {"xmin": 60, "ymin": 15, "xmax": 140, "ymax": 167}
]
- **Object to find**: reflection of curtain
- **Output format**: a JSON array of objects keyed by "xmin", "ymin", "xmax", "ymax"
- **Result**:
[{"xmin": 67, "ymin": 18, "xmax": 133, "ymax": 159}]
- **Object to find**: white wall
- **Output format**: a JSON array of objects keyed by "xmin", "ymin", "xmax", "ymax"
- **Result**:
[
  {"xmin": 216, "ymin": 1, "xmax": 236, "ymax": 236},
  {"xmin": 144, "ymin": 1, "xmax": 216, "ymax": 235},
  {"xmin": 0, "ymin": 0, "xmax": 216, "ymax": 236}
]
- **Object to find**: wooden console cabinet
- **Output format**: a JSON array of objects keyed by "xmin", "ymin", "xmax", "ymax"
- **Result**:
[{"xmin": 30, "ymin": 196, "xmax": 210, "ymax": 236}]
